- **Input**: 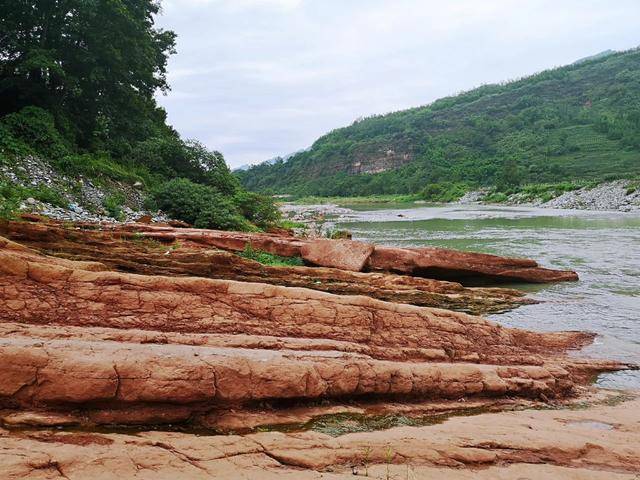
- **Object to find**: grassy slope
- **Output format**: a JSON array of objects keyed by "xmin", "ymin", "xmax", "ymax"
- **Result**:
[{"xmin": 238, "ymin": 48, "xmax": 640, "ymax": 197}]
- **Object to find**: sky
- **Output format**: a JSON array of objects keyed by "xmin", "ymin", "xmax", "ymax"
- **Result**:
[{"xmin": 155, "ymin": 0, "xmax": 640, "ymax": 168}]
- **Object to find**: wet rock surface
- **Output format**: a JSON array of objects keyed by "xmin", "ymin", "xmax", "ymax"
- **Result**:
[{"xmin": 0, "ymin": 219, "xmax": 637, "ymax": 479}]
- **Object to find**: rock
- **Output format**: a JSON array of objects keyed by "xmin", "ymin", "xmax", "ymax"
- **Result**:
[
  {"xmin": 25, "ymin": 197, "xmax": 37, "ymax": 205},
  {"xmin": 85, "ymin": 222, "xmax": 578, "ymax": 285},
  {"xmin": 0, "ymin": 223, "xmax": 635, "ymax": 479},
  {"xmin": 301, "ymin": 238, "xmax": 374, "ymax": 271},
  {"xmin": 0, "ymin": 394, "xmax": 639, "ymax": 478},
  {"xmin": 167, "ymin": 219, "xmax": 191, "ymax": 228},
  {"xmin": 133, "ymin": 181, "xmax": 143, "ymax": 188},
  {"xmin": 0, "ymin": 234, "xmax": 596, "ymax": 365},
  {"xmin": 135, "ymin": 214, "xmax": 153, "ymax": 224},
  {"xmin": 369, "ymin": 245, "xmax": 579, "ymax": 283},
  {"xmin": 0, "ymin": 219, "xmax": 535, "ymax": 315}
]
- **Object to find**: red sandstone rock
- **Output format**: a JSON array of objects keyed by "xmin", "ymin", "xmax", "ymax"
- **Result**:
[
  {"xmin": 0, "ymin": 219, "xmax": 533, "ymax": 314},
  {"xmin": 301, "ymin": 238, "xmax": 375, "ymax": 271},
  {"xmin": 34, "ymin": 220, "xmax": 576, "ymax": 284},
  {"xmin": 0, "ymin": 235, "xmax": 593, "ymax": 364},
  {"xmin": 369, "ymin": 245, "xmax": 579, "ymax": 283},
  {"xmin": 1, "ymin": 394, "xmax": 638, "ymax": 479},
  {"xmin": 0, "ymin": 228, "xmax": 633, "ymax": 479}
]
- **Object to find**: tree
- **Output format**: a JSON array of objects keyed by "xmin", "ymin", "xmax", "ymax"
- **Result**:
[
  {"xmin": 0, "ymin": 0, "xmax": 176, "ymax": 152},
  {"xmin": 497, "ymin": 158, "xmax": 522, "ymax": 191}
]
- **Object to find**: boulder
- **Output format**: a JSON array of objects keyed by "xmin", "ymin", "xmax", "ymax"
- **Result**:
[{"xmin": 301, "ymin": 238, "xmax": 374, "ymax": 271}]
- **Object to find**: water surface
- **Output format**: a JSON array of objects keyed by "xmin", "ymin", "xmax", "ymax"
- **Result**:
[{"xmin": 336, "ymin": 204, "xmax": 640, "ymax": 389}]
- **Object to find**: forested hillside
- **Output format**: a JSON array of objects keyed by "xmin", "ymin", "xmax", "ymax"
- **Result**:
[
  {"xmin": 0, "ymin": 0, "xmax": 278, "ymax": 229},
  {"xmin": 238, "ymin": 49, "xmax": 640, "ymax": 197}
]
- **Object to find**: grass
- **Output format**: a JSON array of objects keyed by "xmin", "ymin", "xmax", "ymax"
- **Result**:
[
  {"xmin": 238, "ymin": 244, "xmax": 305, "ymax": 267},
  {"xmin": 0, "ymin": 181, "xmax": 68, "ymax": 218},
  {"xmin": 293, "ymin": 193, "xmax": 420, "ymax": 205},
  {"xmin": 278, "ymin": 219, "xmax": 306, "ymax": 229}
]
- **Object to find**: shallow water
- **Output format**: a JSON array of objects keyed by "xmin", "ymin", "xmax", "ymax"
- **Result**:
[{"xmin": 336, "ymin": 204, "xmax": 640, "ymax": 389}]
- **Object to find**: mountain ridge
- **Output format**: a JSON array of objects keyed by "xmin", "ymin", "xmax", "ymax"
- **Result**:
[{"xmin": 237, "ymin": 48, "xmax": 640, "ymax": 197}]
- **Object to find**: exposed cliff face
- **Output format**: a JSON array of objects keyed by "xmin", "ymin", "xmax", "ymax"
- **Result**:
[{"xmin": 348, "ymin": 147, "xmax": 413, "ymax": 174}]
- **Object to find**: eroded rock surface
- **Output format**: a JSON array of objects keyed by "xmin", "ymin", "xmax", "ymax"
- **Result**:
[
  {"xmin": 3, "ymin": 218, "xmax": 576, "ymax": 284},
  {"xmin": 0, "ymin": 221, "xmax": 633, "ymax": 479},
  {"xmin": 0, "ymin": 219, "xmax": 534, "ymax": 314},
  {"xmin": 1, "ymin": 394, "xmax": 638, "ymax": 479}
]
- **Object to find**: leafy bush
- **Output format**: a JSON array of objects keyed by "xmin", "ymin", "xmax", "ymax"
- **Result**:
[
  {"xmin": 153, "ymin": 178, "xmax": 218, "ymax": 225},
  {"xmin": 0, "ymin": 181, "xmax": 67, "ymax": 218},
  {"xmin": 0, "ymin": 107, "xmax": 69, "ymax": 159},
  {"xmin": 194, "ymin": 201, "xmax": 255, "ymax": 232},
  {"xmin": 420, "ymin": 182, "xmax": 467, "ymax": 202},
  {"xmin": 153, "ymin": 178, "xmax": 257, "ymax": 231},
  {"xmin": 238, "ymin": 244, "xmax": 304, "ymax": 267},
  {"xmin": 233, "ymin": 191, "xmax": 281, "ymax": 228},
  {"xmin": 103, "ymin": 193, "xmax": 126, "ymax": 220},
  {"xmin": 0, "ymin": 182, "xmax": 21, "ymax": 219}
]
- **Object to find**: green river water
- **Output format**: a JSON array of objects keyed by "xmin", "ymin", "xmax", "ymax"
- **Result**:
[{"xmin": 336, "ymin": 204, "xmax": 640, "ymax": 390}]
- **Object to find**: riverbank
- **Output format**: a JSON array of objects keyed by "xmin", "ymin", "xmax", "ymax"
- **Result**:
[
  {"xmin": 1, "ymin": 217, "xmax": 636, "ymax": 478},
  {"xmin": 284, "ymin": 180, "xmax": 640, "ymax": 213}
]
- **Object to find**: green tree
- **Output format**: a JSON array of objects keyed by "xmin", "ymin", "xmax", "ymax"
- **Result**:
[
  {"xmin": 496, "ymin": 158, "xmax": 522, "ymax": 191},
  {"xmin": 0, "ymin": 0, "xmax": 176, "ymax": 151}
]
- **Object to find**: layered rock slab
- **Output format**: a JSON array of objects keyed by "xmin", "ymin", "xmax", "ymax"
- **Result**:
[
  {"xmin": 0, "ymin": 235, "xmax": 592, "ymax": 364},
  {"xmin": 4, "ymin": 218, "xmax": 576, "ymax": 284},
  {"xmin": 0, "ymin": 219, "xmax": 533, "ymax": 314},
  {"xmin": 1, "ymin": 394, "xmax": 638, "ymax": 479}
]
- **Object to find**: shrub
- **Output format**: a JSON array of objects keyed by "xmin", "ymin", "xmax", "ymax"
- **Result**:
[
  {"xmin": 103, "ymin": 193, "xmax": 126, "ymax": 220},
  {"xmin": 153, "ymin": 177, "xmax": 255, "ymax": 231},
  {"xmin": 0, "ymin": 107, "xmax": 69, "ymax": 159},
  {"xmin": 194, "ymin": 201, "xmax": 255, "ymax": 231},
  {"xmin": 153, "ymin": 178, "xmax": 215, "ymax": 225},
  {"xmin": 420, "ymin": 182, "xmax": 467, "ymax": 202},
  {"xmin": 233, "ymin": 191, "xmax": 281, "ymax": 228},
  {"xmin": 0, "ymin": 182, "xmax": 21, "ymax": 219}
]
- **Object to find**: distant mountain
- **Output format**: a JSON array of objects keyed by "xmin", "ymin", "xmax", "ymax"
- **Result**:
[
  {"xmin": 237, "ymin": 48, "xmax": 640, "ymax": 196},
  {"xmin": 572, "ymin": 50, "xmax": 616, "ymax": 65},
  {"xmin": 233, "ymin": 148, "xmax": 310, "ymax": 173}
]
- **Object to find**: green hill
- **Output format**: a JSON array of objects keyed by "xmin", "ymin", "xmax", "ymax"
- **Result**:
[{"xmin": 237, "ymin": 48, "xmax": 640, "ymax": 197}]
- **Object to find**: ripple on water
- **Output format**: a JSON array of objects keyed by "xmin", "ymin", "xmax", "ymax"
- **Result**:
[{"xmin": 338, "ymin": 205, "xmax": 640, "ymax": 389}]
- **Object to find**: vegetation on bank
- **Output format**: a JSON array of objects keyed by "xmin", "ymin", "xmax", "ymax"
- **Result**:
[
  {"xmin": 238, "ymin": 244, "xmax": 305, "ymax": 267},
  {"xmin": 238, "ymin": 48, "xmax": 640, "ymax": 197},
  {"xmin": 0, "ymin": 1, "xmax": 280, "ymax": 229},
  {"xmin": 293, "ymin": 193, "xmax": 421, "ymax": 205}
]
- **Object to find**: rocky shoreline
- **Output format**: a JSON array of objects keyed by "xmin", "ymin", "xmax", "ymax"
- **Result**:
[
  {"xmin": 459, "ymin": 180, "xmax": 640, "ymax": 212},
  {"xmin": 0, "ymin": 217, "xmax": 638, "ymax": 478}
]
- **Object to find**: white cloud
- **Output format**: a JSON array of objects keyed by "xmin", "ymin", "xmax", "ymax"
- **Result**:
[{"xmin": 155, "ymin": 0, "xmax": 640, "ymax": 167}]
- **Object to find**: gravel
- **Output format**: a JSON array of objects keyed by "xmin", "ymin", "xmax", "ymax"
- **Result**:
[
  {"xmin": 1, "ymin": 155, "xmax": 170, "ymax": 223},
  {"xmin": 457, "ymin": 181, "xmax": 640, "ymax": 212},
  {"xmin": 543, "ymin": 181, "xmax": 640, "ymax": 212}
]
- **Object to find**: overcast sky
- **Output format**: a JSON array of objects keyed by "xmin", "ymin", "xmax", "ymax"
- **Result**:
[{"xmin": 155, "ymin": 0, "xmax": 640, "ymax": 168}]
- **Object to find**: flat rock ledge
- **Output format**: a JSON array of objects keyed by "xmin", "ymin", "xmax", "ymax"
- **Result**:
[
  {"xmin": 0, "ymin": 221, "xmax": 634, "ymax": 480},
  {"xmin": 5, "ymin": 217, "xmax": 578, "ymax": 283},
  {"xmin": 0, "ymin": 219, "xmax": 536, "ymax": 314}
]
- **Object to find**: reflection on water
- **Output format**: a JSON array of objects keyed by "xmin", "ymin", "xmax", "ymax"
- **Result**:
[{"xmin": 337, "ymin": 204, "xmax": 640, "ymax": 389}]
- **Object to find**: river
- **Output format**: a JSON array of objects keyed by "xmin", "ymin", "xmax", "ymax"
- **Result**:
[{"xmin": 335, "ymin": 203, "xmax": 640, "ymax": 389}]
